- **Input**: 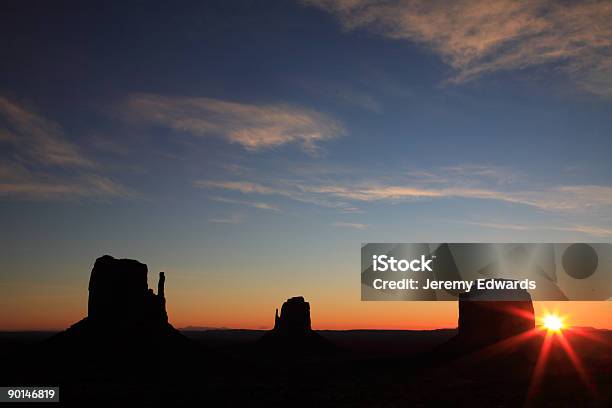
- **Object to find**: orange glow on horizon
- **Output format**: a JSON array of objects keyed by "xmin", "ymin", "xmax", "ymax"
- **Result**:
[{"xmin": 1, "ymin": 285, "xmax": 612, "ymax": 332}]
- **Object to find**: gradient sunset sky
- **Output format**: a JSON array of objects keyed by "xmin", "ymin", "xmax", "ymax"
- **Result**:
[{"xmin": 1, "ymin": 0, "xmax": 611, "ymax": 330}]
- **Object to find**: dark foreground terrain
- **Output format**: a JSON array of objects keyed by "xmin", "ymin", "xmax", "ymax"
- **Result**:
[{"xmin": 1, "ymin": 328, "xmax": 610, "ymax": 407}]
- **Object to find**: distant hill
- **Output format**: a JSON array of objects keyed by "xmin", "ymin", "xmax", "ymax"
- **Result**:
[{"xmin": 180, "ymin": 326, "xmax": 233, "ymax": 331}]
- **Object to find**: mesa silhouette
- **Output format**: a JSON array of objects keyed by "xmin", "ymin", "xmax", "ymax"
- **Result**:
[
  {"xmin": 443, "ymin": 278, "xmax": 535, "ymax": 352},
  {"xmin": 47, "ymin": 255, "xmax": 188, "ymax": 352},
  {"xmin": 259, "ymin": 296, "xmax": 335, "ymax": 354},
  {"xmin": 3, "ymin": 261, "xmax": 610, "ymax": 406}
]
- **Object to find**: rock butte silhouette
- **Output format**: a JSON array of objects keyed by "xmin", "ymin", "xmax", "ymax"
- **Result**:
[
  {"xmin": 260, "ymin": 296, "xmax": 335, "ymax": 353},
  {"xmin": 47, "ymin": 255, "xmax": 188, "ymax": 351},
  {"xmin": 445, "ymin": 278, "xmax": 535, "ymax": 350},
  {"xmin": 45, "ymin": 256, "xmax": 536, "ymax": 359},
  {"xmin": 274, "ymin": 296, "xmax": 312, "ymax": 333}
]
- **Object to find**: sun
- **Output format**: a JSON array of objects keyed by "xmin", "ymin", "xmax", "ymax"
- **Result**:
[{"xmin": 543, "ymin": 314, "xmax": 564, "ymax": 332}]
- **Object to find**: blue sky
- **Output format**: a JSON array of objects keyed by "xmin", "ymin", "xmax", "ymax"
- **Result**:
[{"xmin": 1, "ymin": 0, "xmax": 612, "ymax": 329}]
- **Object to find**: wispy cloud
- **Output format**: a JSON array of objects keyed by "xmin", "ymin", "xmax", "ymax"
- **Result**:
[
  {"xmin": 208, "ymin": 213, "xmax": 245, "ymax": 224},
  {"xmin": 197, "ymin": 162, "xmax": 612, "ymax": 237},
  {"xmin": 123, "ymin": 93, "xmax": 344, "ymax": 154},
  {"xmin": 0, "ymin": 173, "xmax": 136, "ymax": 200},
  {"xmin": 331, "ymin": 221, "xmax": 368, "ymax": 229},
  {"xmin": 305, "ymin": 0, "xmax": 612, "ymax": 96},
  {"xmin": 461, "ymin": 220, "xmax": 612, "ymax": 237},
  {"xmin": 0, "ymin": 97, "xmax": 134, "ymax": 200},
  {"xmin": 210, "ymin": 196, "xmax": 280, "ymax": 211},
  {"xmin": 555, "ymin": 225, "xmax": 612, "ymax": 237},
  {"xmin": 194, "ymin": 180, "xmax": 274, "ymax": 194},
  {"xmin": 460, "ymin": 221, "xmax": 532, "ymax": 231},
  {"xmin": 440, "ymin": 165, "xmax": 522, "ymax": 185},
  {"xmin": 194, "ymin": 179, "xmax": 359, "ymax": 212},
  {"xmin": 195, "ymin": 176, "xmax": 612, "ymax": 212},
  {"xmin": 302, "ymin": 183, "xmax": 612, "ymax": 211},
  {"xmin": 0, "ymin": 97, "xmax": 93, "ymax": 167}
]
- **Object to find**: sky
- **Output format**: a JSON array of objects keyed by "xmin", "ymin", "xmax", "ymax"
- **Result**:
[{"xmin": 1, "ymin": 0, "xmax": 611, "ymax": 330}]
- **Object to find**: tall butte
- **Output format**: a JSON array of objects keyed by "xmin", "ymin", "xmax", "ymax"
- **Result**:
[
  {"xmin": 260, "ymin": 296, "xmax": 334, "ymax": 354},
  {"xmin": 48, "ymin": 255, "xmax": 187, "ymax": 350},
  {"xmin": 444, "ymin": 278, "xmax": 535, "ymax": 351}
]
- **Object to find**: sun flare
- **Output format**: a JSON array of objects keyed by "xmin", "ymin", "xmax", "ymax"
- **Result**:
[{"xmin": 543, "ymin": 314, "xmax": 564, "ymax": 332}]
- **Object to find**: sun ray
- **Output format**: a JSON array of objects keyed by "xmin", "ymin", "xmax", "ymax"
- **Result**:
[
  {"xmin": 526, "ymin": 310, "xmax": 602, "ymax": 405},
  {"xmin": 556, "ymin": 331, "xmax": 596, "ymax": 395},
  {"xmin": 526, "ymin": 330, "xmax": 554, "ymax": 403},
  {"xmin": 477, "ymin": 328, "xmax": 540, "ymax": 357},
  {"xmin": 569, "ymin": 326, "xmax": 609, "ymax": 345}
]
